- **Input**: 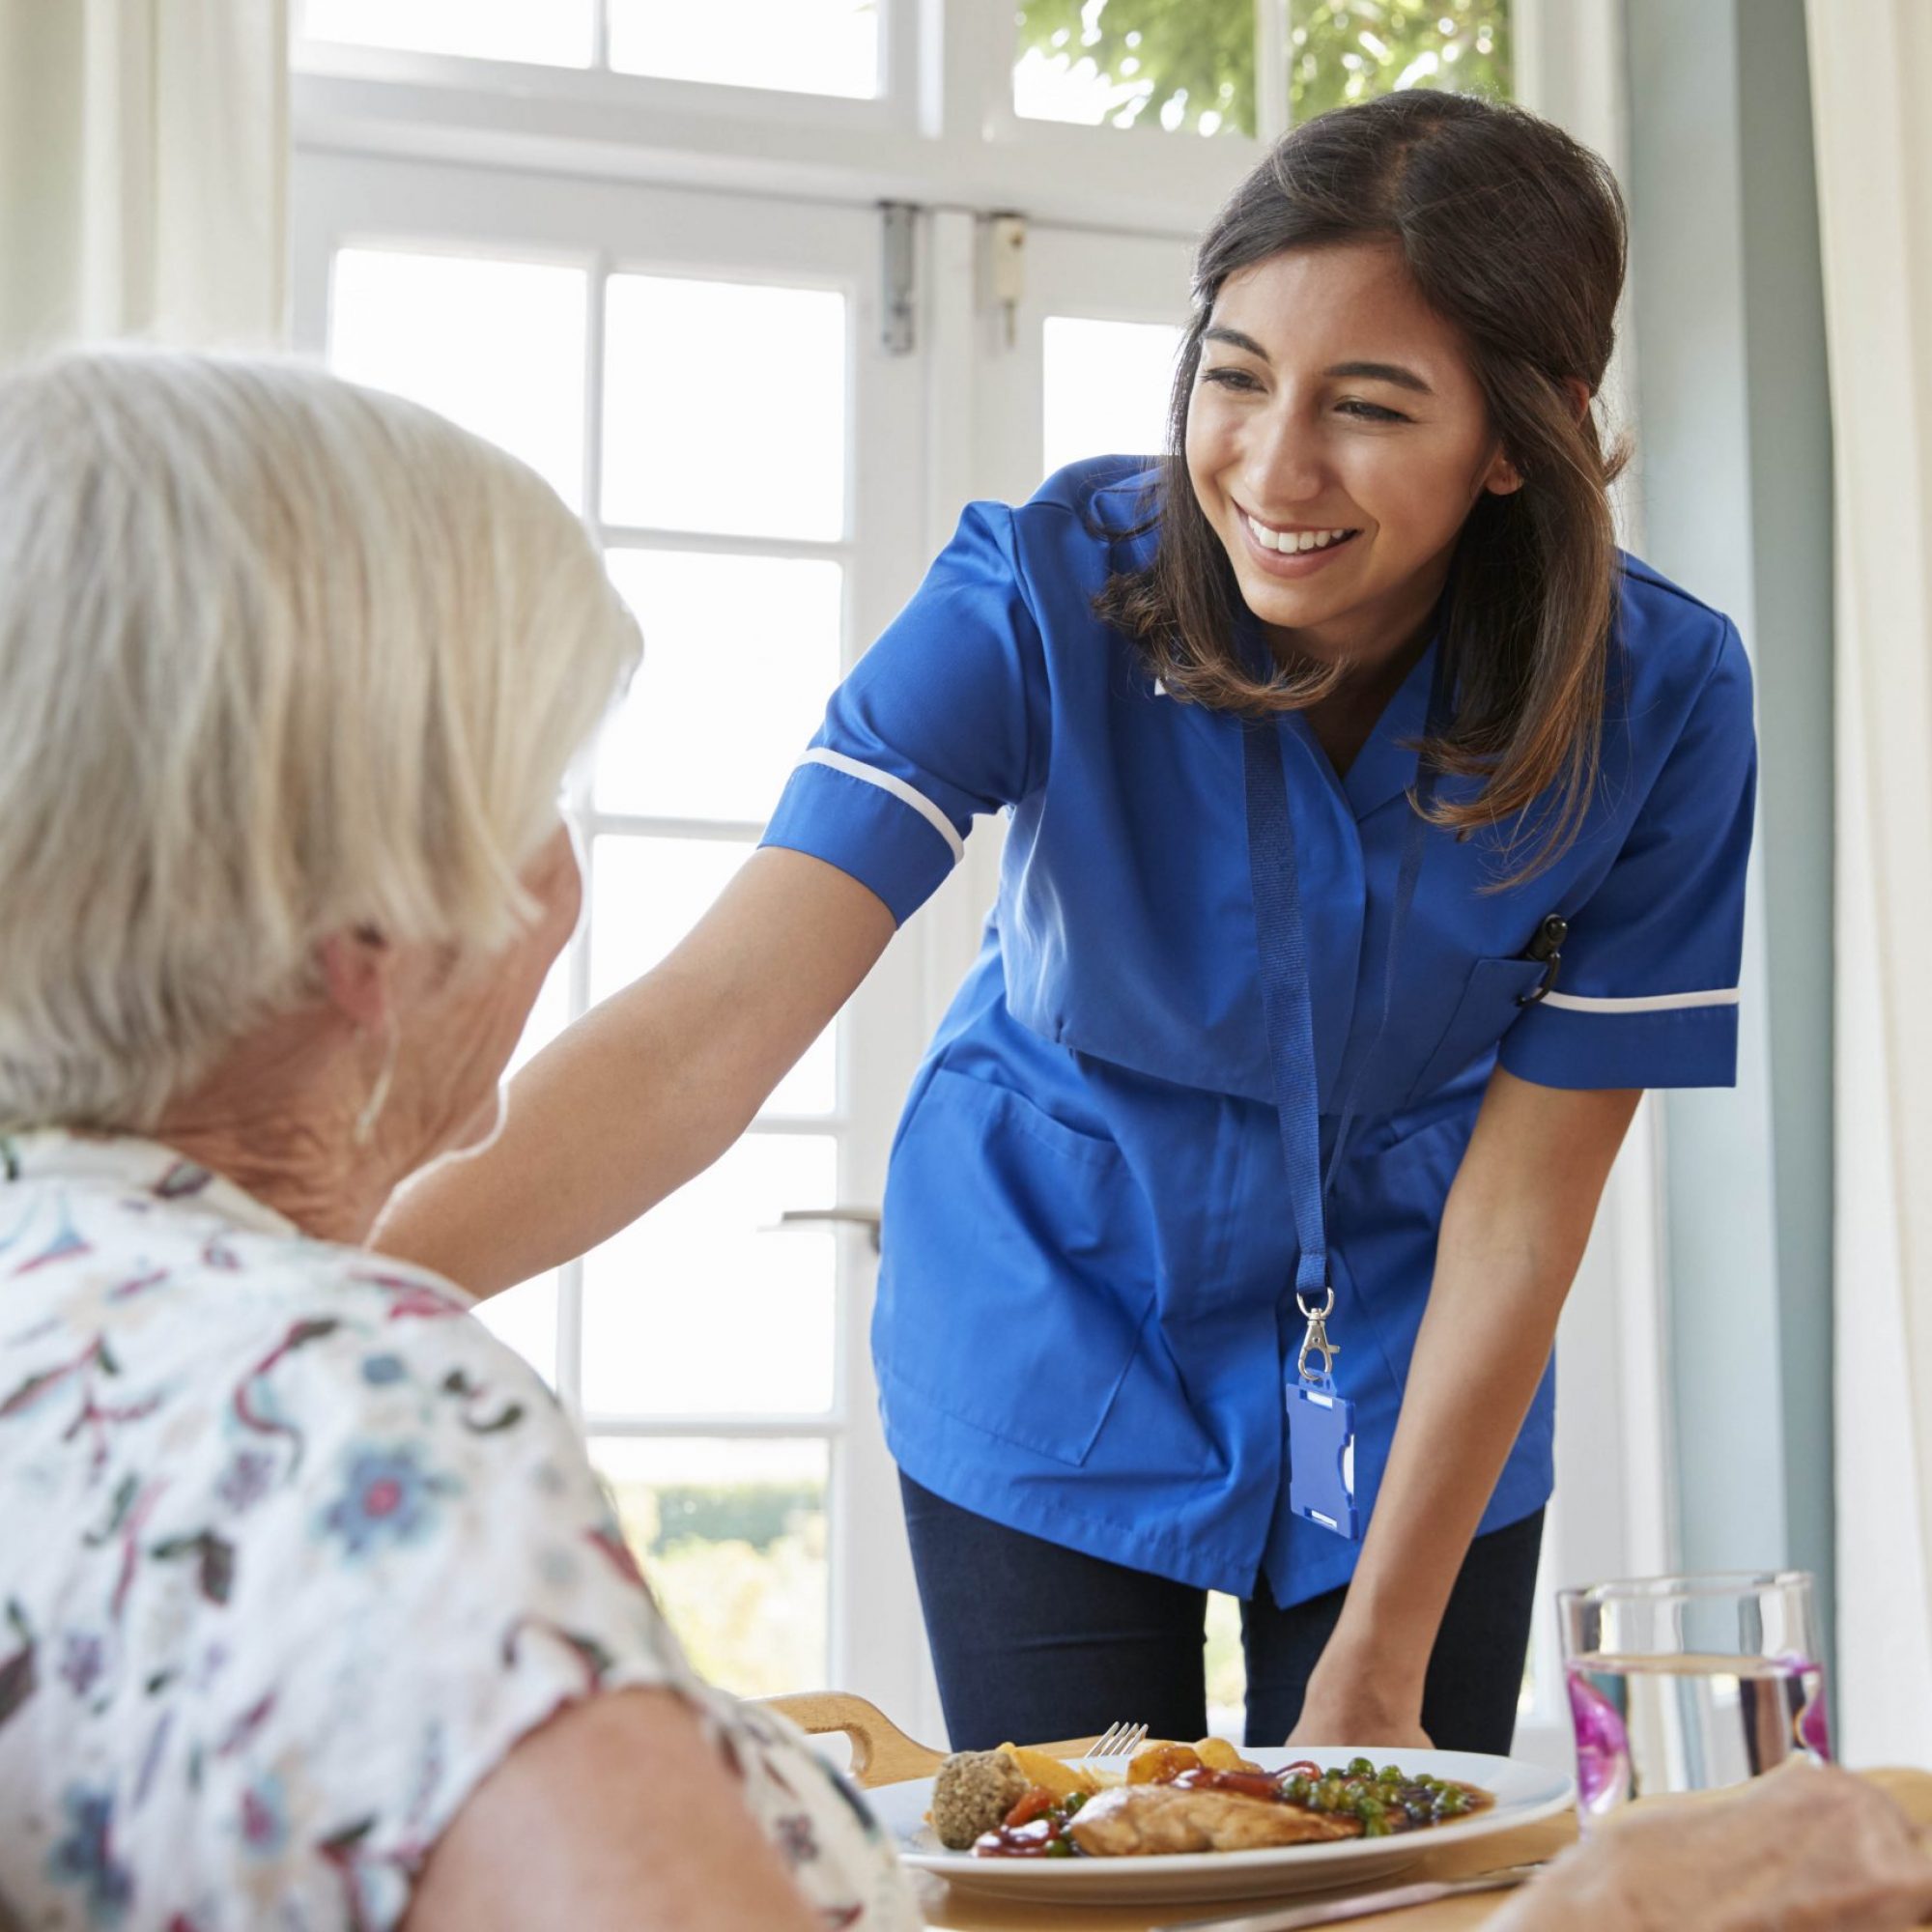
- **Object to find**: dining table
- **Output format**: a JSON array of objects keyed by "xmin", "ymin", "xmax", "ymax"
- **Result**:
[{"xmin": 766, "ymin": 1692, "xmax": 1932, "ymax": 1932}]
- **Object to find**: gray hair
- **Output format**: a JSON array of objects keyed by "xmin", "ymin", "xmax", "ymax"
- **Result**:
[{"xmin": 0, "ymin": 350, "xmax": 639, "ymax": 1131}]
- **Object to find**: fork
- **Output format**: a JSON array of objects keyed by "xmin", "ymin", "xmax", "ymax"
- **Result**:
[{"xmin": 1078, "ymin": 1719, "xmax": 1149, "ymax": 1769}]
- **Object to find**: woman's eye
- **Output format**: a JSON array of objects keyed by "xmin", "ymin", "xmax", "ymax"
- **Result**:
[
  {"xmin": 1336, "ymin": 398, "xmax": 1409, "ymax": 424},
  {"xmin": 1202, "ymin": 366, "xmax": 1262, "ymax": 393}
]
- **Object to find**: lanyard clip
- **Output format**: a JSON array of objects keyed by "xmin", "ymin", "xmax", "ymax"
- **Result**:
[
  {"xmin": 1295, "ymin": 1285, "xmax": 1340, "ymax": 1383},
  {"xmin": 1517, "ymin": 913, "xmax": 1569, "ymax": 1007}
]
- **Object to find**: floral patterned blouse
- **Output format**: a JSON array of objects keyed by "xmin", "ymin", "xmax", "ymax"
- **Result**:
[{"xmin": 0, "ymin": 1131, "xmax": 923, "ymax": 1931}]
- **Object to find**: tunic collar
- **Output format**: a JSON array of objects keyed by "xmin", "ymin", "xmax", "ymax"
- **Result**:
[{"xmin": 1334, "ymin": 637, "xmax": 1439, "ymax": 822}]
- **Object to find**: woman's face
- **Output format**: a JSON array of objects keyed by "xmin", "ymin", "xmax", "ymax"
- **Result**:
[{"xmin": 1184, "ymin": 241, "xmax": 1521, "ymax": 668}]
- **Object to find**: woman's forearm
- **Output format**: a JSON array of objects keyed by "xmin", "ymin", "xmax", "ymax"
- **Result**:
[
  {"xmin": 372, "ymin": 850, "xmax": 896, "ymax": 1298},
  {"xmin": 1308, "ymin": 1071, "xmax": 1639, "ymax": 1724},
  {"xmin": 1319, "ymin": 1216, "xmax": 1575, "ymax": 1706}
]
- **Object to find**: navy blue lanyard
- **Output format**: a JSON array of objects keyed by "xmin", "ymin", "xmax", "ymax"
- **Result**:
[{"xmin": 1242, "ymin": 650, "xmax": 1448, "ymax": 1306}]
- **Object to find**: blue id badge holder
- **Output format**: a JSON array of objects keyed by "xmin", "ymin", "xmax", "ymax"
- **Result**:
[
  {"xmin": 1286, "ymin": 1287, "xmax": 1359, "ymax": 1539},
  {"xmin": 1243, "ymin": 625, "xmax": 1448, "ymax": 1547}
]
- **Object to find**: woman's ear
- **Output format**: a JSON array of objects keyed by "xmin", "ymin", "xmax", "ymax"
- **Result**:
[
  {"xmin": 316, "ymin": 924, "xmax": 394, "ymax": 1032},
  {"xmin": 1482, "ymin": 447, "xmax": 1526, "ymax": 497}
]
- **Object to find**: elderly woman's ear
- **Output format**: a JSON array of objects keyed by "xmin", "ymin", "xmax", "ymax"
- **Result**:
[{"xmin": 315, "ymin": 923, "xmax": 397, "ymax": 1034}]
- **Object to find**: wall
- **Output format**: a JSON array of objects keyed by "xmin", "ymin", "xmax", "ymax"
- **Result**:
[{"xmin": 1622, "ymin": 0, "xmax": 1835, "ymax": 1641}]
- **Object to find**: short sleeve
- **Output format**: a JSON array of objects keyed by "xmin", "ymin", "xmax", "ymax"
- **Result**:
[
  {"xmin": 759, "ymin": 500, "xmax": 1050, "ymax": 923},
  {"xmin": 1500, "ymin": 622, "xmax": 1757, "ymax": 1091}
]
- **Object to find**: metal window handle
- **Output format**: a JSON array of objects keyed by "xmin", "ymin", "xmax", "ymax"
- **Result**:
[{"xmin": 772, "ymin": 1207, "xmax": 883, "ymax": 1254}]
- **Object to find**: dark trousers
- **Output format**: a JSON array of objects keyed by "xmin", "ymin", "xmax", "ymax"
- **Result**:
[{"xmin": 900, "ymin": 1472, "xmax": 1544, "ymax": 1753}]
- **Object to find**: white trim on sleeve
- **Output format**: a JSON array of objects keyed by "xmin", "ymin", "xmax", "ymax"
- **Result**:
[
  {"xmin": 796, "ymin": 750, "xmax": 966, "ymax": 863},
  {"xmin": 1538, "ymin": 986, "xmax": 1741, "ymax": 1015}
]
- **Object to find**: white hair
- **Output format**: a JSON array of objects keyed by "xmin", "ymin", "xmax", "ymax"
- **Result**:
[{"xmin": 0, "ymin": 349, "xmax": 639, "ymax": 1132}]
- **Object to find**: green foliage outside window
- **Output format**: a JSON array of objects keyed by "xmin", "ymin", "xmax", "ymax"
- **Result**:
[
  {"xmin": 1291, "ymin": 1, "xmax": 1510, "ymax": 120},
  {"xmin": 1017, "ymin": 0, "xmax": 1259, "ymax": 135},
  {"xmin": 605, "ymin": 1478, "xmax": 829, "ymax": 1696},
  {"xmin": 646, "ymin": 1481, "xmax": 823, "ymax": 1553},
  {"xmin": 1013, "ymin": 0, "xmax": 1511, "ymax": 137}
]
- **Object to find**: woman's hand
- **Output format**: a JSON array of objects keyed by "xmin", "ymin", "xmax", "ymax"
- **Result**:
[
  {"xmin": 1489, "ymin": 1762, "xmax": 1932, "ymax": 1932},
  {"xmin": 373, "ymin": 849, "xmax": 895, "ymax": 1298},
  {"xmin": 1285, "ymin": 1663, "xmax": 1431, "ymax": 1750}
]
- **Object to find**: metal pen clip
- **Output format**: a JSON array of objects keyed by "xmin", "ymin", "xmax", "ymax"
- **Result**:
[
  {"xmin": 1295, "ymin": 1286, "xmax": 1339, "ymax": 1382},
  {"xmin": 1516, "ymin": 912, "xmax": 1569, "ymax": 1007}
]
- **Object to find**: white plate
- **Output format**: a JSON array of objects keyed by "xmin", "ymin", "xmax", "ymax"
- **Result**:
[{"xmin": 875, "ymin": 1746, "xmax": 1574, "ymax": 1905}]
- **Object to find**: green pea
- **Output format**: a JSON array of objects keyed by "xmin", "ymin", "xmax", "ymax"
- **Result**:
[{"xmin": 1348, "ymin": 1756, "xmax": 1377, "ymax": 1778}]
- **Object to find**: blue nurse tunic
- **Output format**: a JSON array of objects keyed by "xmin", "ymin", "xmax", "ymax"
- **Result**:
[{"xmin": 760, "ymin": 456, "xmax": 1756, "ymax": 1609}]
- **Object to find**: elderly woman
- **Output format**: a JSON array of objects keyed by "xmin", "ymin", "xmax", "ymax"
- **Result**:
[{"xmin": 0, "ymin": 352, "xmax": 919, "ymax": 1931}]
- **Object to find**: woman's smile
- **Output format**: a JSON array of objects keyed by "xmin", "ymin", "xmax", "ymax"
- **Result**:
[{"xmin": 1236, "ymin": 507, "xmax": 1365, "ymax": 578}]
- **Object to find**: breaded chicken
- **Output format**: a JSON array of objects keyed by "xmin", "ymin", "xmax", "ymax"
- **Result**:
[{"xmin": 1068, "ymin": 1782, "xmax": 1361, "ymax": 1856}]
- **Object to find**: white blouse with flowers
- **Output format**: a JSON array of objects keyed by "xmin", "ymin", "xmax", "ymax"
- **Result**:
[{"xmin": 0, "ymin": 1130, "xmax": 923, "ymax": 1931}]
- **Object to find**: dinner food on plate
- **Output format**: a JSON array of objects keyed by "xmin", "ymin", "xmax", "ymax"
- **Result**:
[
  {"xmin": 930, "ymin": 1740, "xmax": 1492, "ymax": 1860},
  {"xmin": 930, "ymin": 1749, "xmax": 1033, "ymax": 1850}
]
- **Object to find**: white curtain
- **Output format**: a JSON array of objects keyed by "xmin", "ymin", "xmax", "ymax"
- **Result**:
[
  {"xmin": 0, "ymin": 0, "xmax": 288, "ymax": 358},
  {"xmin": 1808, "ymin": 0, "xmax": 1932, "ymax": 1764}
]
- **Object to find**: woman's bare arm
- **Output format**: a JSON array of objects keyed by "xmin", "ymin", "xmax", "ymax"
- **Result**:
[
  {"xmin": 1291, "ymin": 1065, "xmax": 1640, "ymax": 1744},
  {"xmin": 404, "ymin": 1687, "xmax": 821, "ymax": 1932},
  {"xmin": 373, "ymin": 848, "xmax": 896, "ymax": 1298}
]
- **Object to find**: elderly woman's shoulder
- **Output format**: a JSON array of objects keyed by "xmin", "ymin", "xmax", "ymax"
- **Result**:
[{"xmin": 0, "ymin": 1130, "xmax": 571, "ymax": 1506}]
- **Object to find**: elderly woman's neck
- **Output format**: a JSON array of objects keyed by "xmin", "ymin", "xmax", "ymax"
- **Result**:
[{"xmin": 153, "ymin": 1019, "xmax": 402, "ymax": 1248}]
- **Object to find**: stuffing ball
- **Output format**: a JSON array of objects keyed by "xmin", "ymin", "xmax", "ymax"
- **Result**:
[{"xmin": 930, "ymin": 1747, "xmax": 1029, "ymax": 1849}]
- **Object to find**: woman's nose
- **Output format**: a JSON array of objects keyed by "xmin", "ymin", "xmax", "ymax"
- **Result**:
[{"xmin": 1243, "ymin": 407, "xmax": 1329, "ymax": 510}]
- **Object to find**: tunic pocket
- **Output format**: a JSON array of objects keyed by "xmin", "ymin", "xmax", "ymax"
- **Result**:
[
  {"xmin": 1406, "ymin": 956, "xmax": 1550, "ymax": 1103},
  {"xmin": 874, "ymin": 1066, "xmax": 1154, "ymax": 1467}
]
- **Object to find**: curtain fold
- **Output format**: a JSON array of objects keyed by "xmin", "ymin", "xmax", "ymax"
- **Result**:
[
  {"xmin": 0, "ymin": 0, "xmax": 288, "ymax": 357},
  {"xmin": 1808, "ymin": 0, "xmax": 1932, "ymax": 1761}
]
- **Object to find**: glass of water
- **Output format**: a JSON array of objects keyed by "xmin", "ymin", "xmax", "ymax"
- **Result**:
[{"xmin": 1558, "ymin": 1572, "xmax": 1831, "ymax": 1822}]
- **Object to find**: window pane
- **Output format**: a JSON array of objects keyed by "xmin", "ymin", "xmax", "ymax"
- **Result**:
[
  {"xmin": 608, "ymin": 0, "xmax": 879, "ymax": 99},
  {"xmin": 1289, "ymin": 1, "xmax": 1512, "ymax": 118},
  {"xmin": 1042, "ymin": 316, "xmax": 1181, "ymax": 478},
  {"xmin": 301, "ymin": 0, "xmax": 592, "ymax": 68},
  {"xmin": 602, "ymin": 276, "xmax": 846, "ymax": 541},
  {"xmin": 588, "ymin": 835, "xmax": 835, "ymax": 1115},
  {"xmin": 329, "ymin": 249, "xmax": 586, "ymax": 509},
  {"xmin": 1014, "ymin": 0, "xmax": 1254, "ymax": 135},
  {"xmin": 1206, "ymin": 1590, "xmax": 1246, "ymax": 1741},
  {"xmin": 473, "ymin": 1274, "xmax": 559, "ymax": 1389},
  {"xmin": 592, "ymin": 1435, "xmax": 829, "ymax": 1695},
  {"xmin": 581, "ymin": 1134, "xmax": 838, "ymax": 1415},
  {"xmin": 598, "ymin": 553, "xmax": 841, "ymax": 823}
]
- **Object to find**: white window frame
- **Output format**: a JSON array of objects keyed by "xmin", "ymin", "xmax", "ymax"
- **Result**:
[{"xmin": 293, "ymin": 0, "xmax": 1656, "ymax": 1761}]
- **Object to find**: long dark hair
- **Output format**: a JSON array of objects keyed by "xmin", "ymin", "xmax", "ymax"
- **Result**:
[{"xmin": 1097, "ymin": 90, "xmax": 1629, "ymax": 881}]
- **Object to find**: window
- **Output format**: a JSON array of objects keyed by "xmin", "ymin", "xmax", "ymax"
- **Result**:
[
  {"xmin": 308, "ymin": 188, "xmax": 906, "ymax": 1705},
  {"xmin": 299, "ymin": 0, "xmax": 882, "ymax": 97}
]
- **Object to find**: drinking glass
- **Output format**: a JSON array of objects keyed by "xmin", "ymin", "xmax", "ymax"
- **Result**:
[{"xmin": 1558, "ymin": 1571, "xmax": 1831, "ymax": 1821}]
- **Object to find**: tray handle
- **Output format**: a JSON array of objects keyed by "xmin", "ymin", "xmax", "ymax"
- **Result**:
[{"xmin": 758, "ymin": 1690, "xmax": 947, "ymax": 1789}]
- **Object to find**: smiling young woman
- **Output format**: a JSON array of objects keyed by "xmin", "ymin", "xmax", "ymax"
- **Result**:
[
  {"xmin": 1106, "ymin": 92, "xmax": 1628, "ymax": 874},
  {"xmin": 378, "ymin": 91, "xmax": 1755, "ymax": 1760}
]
